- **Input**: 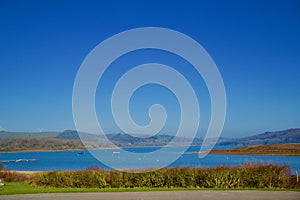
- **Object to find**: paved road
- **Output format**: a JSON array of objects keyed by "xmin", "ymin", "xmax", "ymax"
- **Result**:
[{"xmin": 1, "ymin": 191, "xmax": 299, "ymax": 200}]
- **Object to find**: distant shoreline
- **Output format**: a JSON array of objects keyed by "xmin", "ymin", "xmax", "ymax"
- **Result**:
[
  {"xmin": 0, "ymin": 147, "xmax": 112, "ymax": 154},
  {"xmin": 190, "ymin": 144, "xmax": 300, "ymax": 156},
  {"xmin": 1, "ymin": 144, "xmax": 300, "ymax": 156},
  {"xmin": 0, "ymin": 144, "xmax": 200, "ymax": 154}
]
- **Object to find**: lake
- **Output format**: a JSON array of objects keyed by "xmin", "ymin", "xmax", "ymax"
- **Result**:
[{"xmin": 1, "ymin": 146, "xmax": 299, "ymax": 173}]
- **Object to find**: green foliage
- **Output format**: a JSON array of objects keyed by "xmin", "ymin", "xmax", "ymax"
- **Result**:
[
  {"xmin": 1, "ymin": 165, "xmax": 298, "ymax": 189},
  {"xmin": 29, "ymin": 165, "xmax": 300, "ymax": 189},
  {"xmin": 204, "ymin": 168, "xmax": 241, "ymax": 188},
  {"xmin": 35, "ymin": 171, "xmax": 107, "ymax": 188}
]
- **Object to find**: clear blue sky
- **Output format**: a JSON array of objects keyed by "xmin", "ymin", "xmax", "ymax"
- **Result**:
[{"xmin": 0, "ymin": 0, "xmax": 299, "ymax": 137}]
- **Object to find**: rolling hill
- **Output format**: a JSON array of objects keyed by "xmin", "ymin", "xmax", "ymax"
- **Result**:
[
  {"xmin": 55, "ymin": 130, "xmax": 104, "ymax": 142},
  {"xmin": 55, "ymin": 130, "xmax": 203, "ymax": 147},
  {"xmin": 0, "ymin": 128, "xmax": 299, "ymax": 152},
  {"xmin": 0, "ymin": 131, "xmax": 59, "ymax": 139},
  {"xmin": 218, "ymin": 128, "xmax": 300, "ymax": 146}
]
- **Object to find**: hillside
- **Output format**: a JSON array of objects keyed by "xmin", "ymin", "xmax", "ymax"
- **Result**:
[
  {"xmin": 193, "ymin": 144, "xmax": 300, "ymax": 156},
  {"xmin": 0, "ymin": 130, "xmax": 203, "ymax": 152},
  {"xmin": 0, "ymin": 131, "xmax": 59, "ymax": 139},
  {"xmin": 0, "ymin": 138, "xmax": 85, "ymax": 152},
  {"xmin": 55, "ymin": 130, "xmax": 104, "ymax": 142},
  {"xmin": 1, "ymin": 128, "xmax": 299, "ymax": 152},
  {"xmin": 219, "ymin": 128, "xmax": 300, "ymax": 146},
  {"xmin": 107, "ymin": 133, "xmax": 202, "ymax": 147},
  {"xmin": 55, "ymin": 131, "xmax": 203, "ymax": 147}
]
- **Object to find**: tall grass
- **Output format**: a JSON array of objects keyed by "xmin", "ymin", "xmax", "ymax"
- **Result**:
[
  {"xmin": 29, "ymin": 164, "xmax": 299, "ymax": 189},
  {"xmin": 1, "ymin": 164, "xmax": 299, "ymax": 189},
  {"xmin": 0, "ymin": 170, "xmax": 34, "ymax": 183},
  {"xmin": 35, "ymin": 170, "xmax": 107, "ymax": 188}
]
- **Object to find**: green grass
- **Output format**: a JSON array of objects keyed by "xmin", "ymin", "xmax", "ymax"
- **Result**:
[
  {"xmin": 0, "ymin": 182, "xmax": 194, "ymax": 195},
  {"xmin": 1, "ymin": 182, "xmax": 300, "ymax": 195}
]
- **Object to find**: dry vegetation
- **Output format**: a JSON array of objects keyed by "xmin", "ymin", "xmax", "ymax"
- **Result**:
[
  {"xmin": 0, "ymin": 164, "xmax": 299, "ymax": 189},
  {"xmin": 194, "ymin": 144, "xmax": 300, "ymax": 156}
]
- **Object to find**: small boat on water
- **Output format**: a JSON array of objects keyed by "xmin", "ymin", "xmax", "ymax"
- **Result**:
[{"xmin": 1, "ymin": 159, "xmax": 36, "ymax": 163}]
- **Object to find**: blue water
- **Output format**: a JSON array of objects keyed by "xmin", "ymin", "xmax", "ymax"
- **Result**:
[{"xmin": 1, "ymin": 146, "xmax": 299, "ymax": 173}]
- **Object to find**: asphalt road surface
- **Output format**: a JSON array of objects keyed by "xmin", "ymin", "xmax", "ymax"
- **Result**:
[{"xmin": 1, "ymin": 191, "xmax": 299, "ymax": 200}]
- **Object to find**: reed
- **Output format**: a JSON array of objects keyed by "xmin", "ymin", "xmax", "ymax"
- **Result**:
[
  {"xmin": 26, "ymin": 164, "xmax": 299, "ymax": 189},
  {"xmin": 0, "ymin": 170, "xmax": 34, "ymax": 183}
]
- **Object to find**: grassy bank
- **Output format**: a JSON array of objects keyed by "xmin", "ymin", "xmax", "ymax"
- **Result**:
[
  {"xmin": 1, "ymin": 164, "xmax": 299, "ymax": 192},
  {"xmin": 1, "ymin": 182, "xmax": 300, "ymax": 195},
  {"xmin": 0, "ymin": 182, "xmax": 197, "ymax": 195}
]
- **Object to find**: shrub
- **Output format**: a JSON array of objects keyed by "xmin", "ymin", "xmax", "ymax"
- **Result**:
[
  {"xmin": 0, "ymin": 170, "xmax": 35, "ymax": 183},
  {"xmin": 5, "ymin": 164, "xmax": 298, "ymax": 189},
  {"xmin": 35, "ymin": 170, "xmax": 107, "ymax": 188}
]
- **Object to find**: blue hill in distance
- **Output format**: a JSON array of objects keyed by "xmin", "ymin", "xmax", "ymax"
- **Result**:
[{"xmin": 0, "ymin": 128, "xmax": 299, "ymax": 150}]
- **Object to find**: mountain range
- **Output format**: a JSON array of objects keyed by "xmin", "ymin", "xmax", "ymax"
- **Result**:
[
  {"xmin": 0, "ymin": 128, "xmax": 299, "ymax": 151},
  {"xmin": 218, "ymin": 128, "xmax": 300, "ymax": 146}
]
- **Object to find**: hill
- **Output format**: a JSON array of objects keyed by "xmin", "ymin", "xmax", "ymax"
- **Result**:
[
  {"xmin": 55, "ymin": 130, "xmax": 105, "ymax": 142},
  {"xmin": 219, "ymin": 128, "xmax": 300, "ymax": 146},
  {"xmin": 0, "ymin": 131, "xmax": 59, "ymax": 139},
  {"xmin": 55, "ymin": 131, "xmax": 203, "ymax": 147},
  {"xmin": 106, "ymin": 133, "xmax": 202, "ymax": 147},
  {"xmin": 0, "ymin": 138, "xmax": 85, "ymax": 152},
  {"xmin": 59, "ymin": 128, "xmax": 299, "ymax": 147},
  {"xmin": 1, "ymin": 128, "xmax": 299, "ymax": 152},
  {"xmin": 0, "ymin": 130, "xmax": 203, "ymax": 152}
]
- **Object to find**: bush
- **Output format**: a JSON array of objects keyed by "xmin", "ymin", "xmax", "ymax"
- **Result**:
[
  {"xmin": 35, "ymin": 170, "xmax": 107, "ymax": 188},
  {"xmin": 5, "ymin": 164, "xmax": 298, "ymax": 189},
  {"xmin": 0, "ymin": 170, "xmax": 35, "ymax": 183}
]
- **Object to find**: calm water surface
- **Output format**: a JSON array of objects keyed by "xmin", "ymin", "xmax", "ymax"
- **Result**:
[{"xmin": 1, "ymin": 146, "xmax": 299, "ymax": 173}]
